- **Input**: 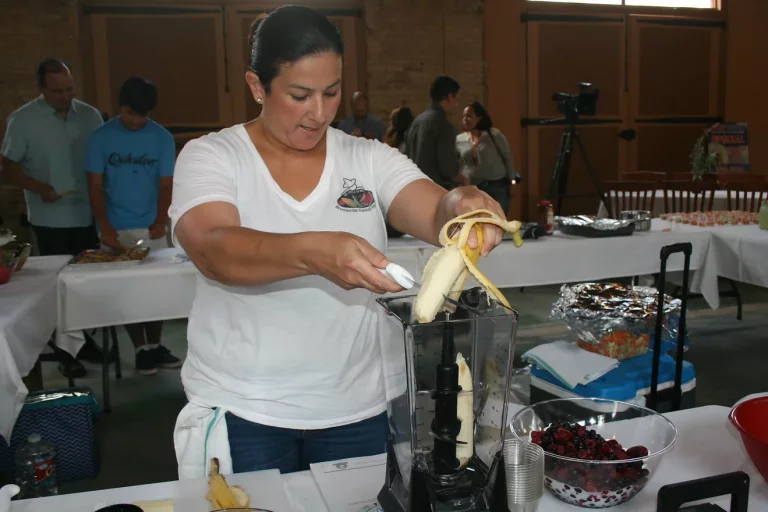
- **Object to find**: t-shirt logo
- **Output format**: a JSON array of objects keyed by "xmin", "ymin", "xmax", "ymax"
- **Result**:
[{"xmin": 336, "ymin": 178, "xmax": 375, "ymax": 211}]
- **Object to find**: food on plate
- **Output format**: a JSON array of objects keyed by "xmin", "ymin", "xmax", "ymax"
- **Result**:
[
  {"xmin": 413, "ymin": 209, "xmax": 523, "ymax": 323},
  {"xmin": 668, "ymin": 210, "xmax": 759, "ymax": 227},
  {"xmin": 455, "ymin": 352, "xmax": 474, "ymax": 467},
  {"xmin": 133, "ymin": 499, "xmax": 175, "ymax": 511},
  {"xmin": 577, "ymin": 332, "xmax": 650, "ymax": 360},
  {"xmin": 72, "ymin": 247, "xmax": 149, "ymax": 264},
  {"xmin": 532, "ymin": 421, "xmax": 650, "ymax": 506},
  {"xmin": 206, "ymin": 457, "xmax": 250, "ymax": 510}
]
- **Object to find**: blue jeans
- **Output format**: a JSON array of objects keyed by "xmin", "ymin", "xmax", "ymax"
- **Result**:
[{"xmin": 226, "ymin": 411, "xmax": 389, "ymax": 474}]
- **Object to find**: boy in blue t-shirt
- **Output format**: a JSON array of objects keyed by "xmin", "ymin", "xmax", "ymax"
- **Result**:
[{"xmin": 85, "ymin": 76, "xmax": 181, "ymax": 376}]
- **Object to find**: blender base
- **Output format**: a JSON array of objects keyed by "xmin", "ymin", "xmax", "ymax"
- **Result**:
[{"xmin": 378, "ymin": 438, "xmax": 510, "ymax": 512}]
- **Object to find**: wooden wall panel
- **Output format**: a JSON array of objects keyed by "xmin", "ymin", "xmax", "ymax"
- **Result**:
[
  {"xmin": 91, "ymin": 12, "xmax": 229, "ymax": 128},
  {"xmin": 634, "ymin": 123, "xmax": 710, "ymax": 172},
  {"xmin": 636, "ymin": 25, "xmax": 715, "ymax": 117},
  {"xmin": 530, "ymin": 21, "xmax": 624, "ymax": 119}
]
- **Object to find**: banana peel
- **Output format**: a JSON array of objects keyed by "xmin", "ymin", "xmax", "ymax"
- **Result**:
[
  {"xmin": 413, "ymin": 209, "xmax": 523, "ymax": 323},
  {"xmin": 206, "ymin": 457, "xmax": 250, "ymax": 510}
]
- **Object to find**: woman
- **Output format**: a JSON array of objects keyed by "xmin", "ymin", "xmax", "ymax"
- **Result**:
[
  {"xmin": 170, "ymin": 6, "xmax": 507, "ymax": 476},
  {"xmin": 384, "ymin": 106, "xmax": 414, "ymax": 153},
  {"xmin": 455, "ymin": 102, "xmax": 520, "ymax": 216}
]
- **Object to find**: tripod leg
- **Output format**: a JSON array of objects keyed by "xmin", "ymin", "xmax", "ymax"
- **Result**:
[
  {"xmin": 547, "ymin": 130, "xmax": 573, "ymax": 216},
  {"xmin": 573, "ymin": 132, "xmax": 613, "ymax": 219}
]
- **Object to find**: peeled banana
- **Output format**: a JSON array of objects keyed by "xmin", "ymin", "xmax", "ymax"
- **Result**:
[
  {"xmin": 413, "ymin": 209, "xmax": 523, "ymax": 323},
  {"xmin": 206, "ymin": 457, "xmax": 250, "ymax": 510},
  {"xmin": 456, "ymin": 352, "xmax": 474, "ymax": 467}
]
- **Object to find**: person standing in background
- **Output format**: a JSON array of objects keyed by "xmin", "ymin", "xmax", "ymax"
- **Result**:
[
  {"xmin": 405, "ymin": 75, "xmax": 461, "ymax": 190},
  {"xmin": 383, "ymin": 106, "xmax": 414, "ymax": 153},
  {"xmin": 85, "ymin": 76, "xmax": 182, "ymax": 376},
  {"xmin": 0, "ymin": 58, "xmax": 105, "ymax": 377},
  {"xmin": 337, "ymin": 91, "xmax": 387, "ymax": 141},
  {"xmin": 456, "ymin": 102, "xmax": 520, "ymax": 217}
]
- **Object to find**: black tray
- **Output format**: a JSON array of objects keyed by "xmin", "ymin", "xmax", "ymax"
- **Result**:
[{"xmin": 558, "ymin": 222, "xmax": 636, "ymax": 238}]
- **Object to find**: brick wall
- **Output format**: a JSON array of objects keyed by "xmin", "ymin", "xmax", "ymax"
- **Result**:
[
  {"xmin": 364, "ymin": 0, "xmax": 484, "ymax": 128},
  {"xmin": 0, "ymin": 0, "xmax": 81, "ymax": 239}
]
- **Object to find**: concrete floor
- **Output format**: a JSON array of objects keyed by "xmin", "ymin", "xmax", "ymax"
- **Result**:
[{"xmin": 35, "ymin": 282, "xmax": 768, "ymax": 494}]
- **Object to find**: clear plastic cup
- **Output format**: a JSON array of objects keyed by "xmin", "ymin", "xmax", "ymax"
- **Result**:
[{"xmin": 503, "ymin": 439, "xmax": 545, "ymax": 507}]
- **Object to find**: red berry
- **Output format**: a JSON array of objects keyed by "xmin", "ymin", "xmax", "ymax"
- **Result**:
[
  {"xmin": 577, "ymin": 449, "xmax": 588, "ymax": 459},
  {"xmin": 585, "ymin": 439, "xmax": 597, "ymax": 449},
  {"xmin": 556, "ymin": 445, "xmax": 566, "ymax": 456},
  {"xmin": 616, "ymin": 451, "xmax": 628, "ymax": 460},
  {"xmin": 554, "ymin": 467, "xmax": 570, "ymax": 481},
  {"xmin": 584, "ymin": 480, "xmax": 598, "ymax": 492},
  {"xmin": 576, "ymin": 426, "xmax": 587, "ymax": 437},
  {"xmin": 600, "ymin": 443, "xmax": 613, "ymax": 455},
  {"xmin": 626, "ymin": 446, "xmax": 649, "ymax": 458}
]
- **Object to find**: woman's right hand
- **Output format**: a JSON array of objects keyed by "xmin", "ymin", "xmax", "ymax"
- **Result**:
[{"xmin": 304, "ymin": 232, "xmax": 404, "ymax": 294}]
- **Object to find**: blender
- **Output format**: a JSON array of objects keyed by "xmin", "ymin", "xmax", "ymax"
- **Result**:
[{"xmin": 376, "ymin": 287, "xmax": 519, "ymax": 512}]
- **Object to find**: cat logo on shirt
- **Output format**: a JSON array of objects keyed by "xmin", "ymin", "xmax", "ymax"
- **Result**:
[{"xmin": 336, "ymin": 178, "xmax": 375, "ymax": 211}]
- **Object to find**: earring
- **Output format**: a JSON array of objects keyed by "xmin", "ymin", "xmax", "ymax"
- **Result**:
[{"xmin": 256, "ymin": 98, "xmax": 263, "ymax": 104}]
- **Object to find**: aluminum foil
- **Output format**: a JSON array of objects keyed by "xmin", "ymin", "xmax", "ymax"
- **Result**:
[
  {"xmin": 25, "ymin": 388, "xmax": 95, "ymax": 405},
  {"xmin": 555, "ymin": 215, "xmax": 634, "ymax": 231},
  {"xmin": 551, "ymin": 283, "xmax": 681, "ymax": 348}
]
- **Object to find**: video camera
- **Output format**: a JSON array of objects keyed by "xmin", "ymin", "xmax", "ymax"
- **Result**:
[{"xmin": 552, "ymin": 82, "xmax": 600, "ymax": 119}]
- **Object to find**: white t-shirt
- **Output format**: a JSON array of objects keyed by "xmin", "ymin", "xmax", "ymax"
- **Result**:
[{"xmin": 169, "ymin": 125, "xmax": 428, "ymax": 429}]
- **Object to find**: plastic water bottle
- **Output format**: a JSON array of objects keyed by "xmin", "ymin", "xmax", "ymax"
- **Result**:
[{"xmin": 14, "ymin": 433, "xmax": 59, "ymax": 498}]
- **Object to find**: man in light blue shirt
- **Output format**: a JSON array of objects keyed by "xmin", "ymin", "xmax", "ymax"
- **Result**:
[
  {"xmin": 0, "ymin": 58, "xmax": 105, "ymax": 379},
  {"xmin": 86, "ymin": 76, "xmax": 181, "ymax": 376},
  {"xmin": 1, "ymin": 58, "xmax": 103, "ymax": 255},
  {"xmin": 337, "ymin": 91, "xmax": 387, "ymax": 141}
]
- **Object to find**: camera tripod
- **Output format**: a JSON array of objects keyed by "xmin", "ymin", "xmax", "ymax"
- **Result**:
[{"xmin": 545, "ymin": 122, "xmax": 613, "ymax": 219}]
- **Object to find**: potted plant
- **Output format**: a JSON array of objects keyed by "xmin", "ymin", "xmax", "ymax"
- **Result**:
[{"xmin": 690, "ymin": 135, "xmax": 719, "ymax": 181}]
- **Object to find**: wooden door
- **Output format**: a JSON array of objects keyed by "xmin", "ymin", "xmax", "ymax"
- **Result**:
[{"xmin": 85, "ymin": 5, "xmax": 231, "ymax": 131}]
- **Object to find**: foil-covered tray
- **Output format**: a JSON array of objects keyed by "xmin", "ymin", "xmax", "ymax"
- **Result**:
[
  {"xmin": 551, "ymin": 283, "xmax": 681, "ymax": 360},
  {"xmin": 556, "ymin": 215, "xmax": 636, "ymax": 238}
]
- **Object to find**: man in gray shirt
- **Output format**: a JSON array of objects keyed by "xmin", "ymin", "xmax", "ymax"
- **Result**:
[{"xmin": 405, "ymin": 76, "xmax": 461, "ymax": 190}]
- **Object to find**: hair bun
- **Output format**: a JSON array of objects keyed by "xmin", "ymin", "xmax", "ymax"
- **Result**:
[{"xmin": 248, "ymin": 13, "xmax": 268, "ymax": 48}]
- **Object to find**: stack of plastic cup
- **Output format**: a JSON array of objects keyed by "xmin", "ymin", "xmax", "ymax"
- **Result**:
[{"xmin": 502, "ymin": 439, "xmax": 545, "ymax": 512}]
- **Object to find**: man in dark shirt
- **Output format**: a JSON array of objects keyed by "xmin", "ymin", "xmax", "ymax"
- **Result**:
[{"xmin": 405, "ymin": 75, "xmax": 461, "ymax": 189}]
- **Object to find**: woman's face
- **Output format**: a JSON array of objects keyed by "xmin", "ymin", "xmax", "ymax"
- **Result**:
[
  {"xmin": 247, "ymin": 51, "xmax": 342, "ymax": 151},
  {"xmin": 462, "ymin": 106, "xmax": 480, "ymax": 132}
]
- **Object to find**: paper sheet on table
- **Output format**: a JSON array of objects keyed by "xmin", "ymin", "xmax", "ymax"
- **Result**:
[{"xmin": 309, "ymin": 454, "xmax": 386, "ymax": 512}]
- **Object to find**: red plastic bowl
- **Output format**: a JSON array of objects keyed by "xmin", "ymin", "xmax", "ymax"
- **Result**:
[{"xmin": 729, "ymin": 396, "xmax": 768, "ymax": 483}]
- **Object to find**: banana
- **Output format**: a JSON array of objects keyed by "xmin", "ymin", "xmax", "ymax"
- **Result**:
[
  {"xmin": 413, "ymin": 209, "xmax": 523, "ymax": 323},
  {"xmin": 456, "ymin": 352, "xmax": 474, "ymax": 467},
  {"xmin": 206, "ymin": 457, "xmax": 250, "ymax": 510}
]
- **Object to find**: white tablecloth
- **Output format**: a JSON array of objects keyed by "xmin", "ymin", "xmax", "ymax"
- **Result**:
[
  {"xmin": 53, "ymin": 231, "xmax": 722, "ymax": 359},
  {"xmin": 0, "ymin": 256, "xmax": 71, "ymax": 442},
  {"xmin": 598, "ymin": 189, "xmax": 729, "ymax": 218},
  {"xmin": 55, "ymin": 248, "xmax": 198, "ymax": 357},
  {"xmin": 282, "ymin": 405, "xmax": 768, "ymax": 511},
  {"xmin": 655, "ymin": 221, "xmax": 768, "ymax": 289},
  {"xmin": 389, "ymin": 225, "xmax": 720, "ymax": 308},
  {"xmin": 10, "ymin": 405, "xmax": 766, "ymax": 511}
]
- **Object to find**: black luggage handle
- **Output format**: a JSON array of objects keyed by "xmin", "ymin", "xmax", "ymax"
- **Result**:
[{"xmin": 649, "ymin": 242, "xmax": 692, "ymax": 412}]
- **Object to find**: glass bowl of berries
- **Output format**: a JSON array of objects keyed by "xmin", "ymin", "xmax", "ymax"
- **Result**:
[{"xmin": 509, "ymin": 398, "xmax": 677, "ymax": 508}]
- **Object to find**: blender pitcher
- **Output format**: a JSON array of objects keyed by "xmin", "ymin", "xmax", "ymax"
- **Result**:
[{"xmin": 377, "ymin": 288, "xmax": 519, "ymax": 512}]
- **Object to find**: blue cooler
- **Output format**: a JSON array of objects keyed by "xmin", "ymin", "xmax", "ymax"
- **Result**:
[
  {"xmin": 530, "ymin": 351, "xmax": 696, "ymax": 415},
  {"xmin": 0, "ymin": 388, "xmax": 101, "ymax": 486}
]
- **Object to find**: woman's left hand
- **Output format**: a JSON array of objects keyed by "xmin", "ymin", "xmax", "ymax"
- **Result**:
[{"xmin": 445, "ymin": 186, "xmax": 507, "ymax": 257}]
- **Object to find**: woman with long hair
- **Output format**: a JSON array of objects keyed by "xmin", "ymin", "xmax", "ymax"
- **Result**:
[
  {"xmin": 455, "ymin": 102, "xmax": 520, "ymax": 216},
  {"xmin": 384, "ymin": 106, "xmax": 414, "ymax": 153}
]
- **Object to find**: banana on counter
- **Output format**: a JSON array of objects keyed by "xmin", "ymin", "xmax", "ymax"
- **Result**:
[
  {"xmin": 206, "ymin": 457, "xmax": 250, "ymax": 510},
  {"xmin": 413, "ymin": 209, "xmax": 523, "ymax": 324}
]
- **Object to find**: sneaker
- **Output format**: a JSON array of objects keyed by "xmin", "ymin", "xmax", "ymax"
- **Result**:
[
  {"xmin": 150, "ymin": 345, "xmax": 183, "ymax": 369},
  {"xmin": 135, "ymin": 349, "xmax": 158, "ymax": 376}
]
